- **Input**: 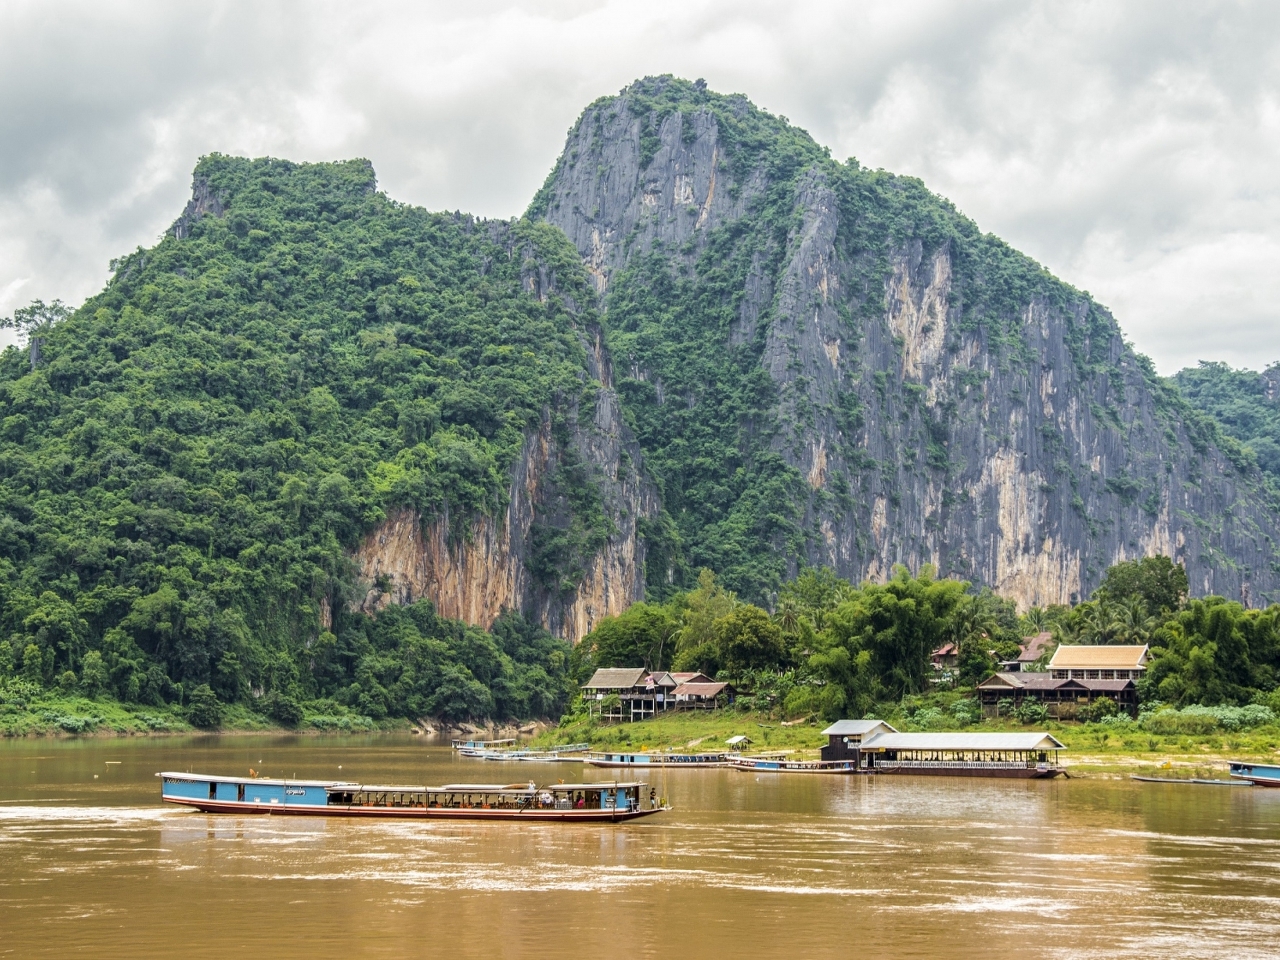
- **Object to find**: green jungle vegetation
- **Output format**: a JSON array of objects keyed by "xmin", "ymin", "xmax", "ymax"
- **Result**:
[
  {"xmin": 2, "ymin": 80, "xmax": 1279, "ymax": 740},
  {"xmin": 566, "ymin": 556, "xmax": 1280, "ymax": 726},
  {"xmin": 0, "ymin": 155, "xmax": 594, "ymax": 732},
  {"xmin": 1174, "ymin": 361, "xmax": 1280, "ymax": 490}
]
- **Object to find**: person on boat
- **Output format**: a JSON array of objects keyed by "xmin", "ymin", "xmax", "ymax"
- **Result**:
[
  {"xmin": 649, "ymin": 788, "xmax": 657, "ymax": 807},
  {"xmin": 575, "ymin": 794, "xmax": 585, "ymax": 809}
]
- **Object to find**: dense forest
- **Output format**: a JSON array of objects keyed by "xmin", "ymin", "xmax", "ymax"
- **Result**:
[
  {"xmin": 1174, "ymin": 361, "xmax": 1280, "ymax": 490},
  {"xmin": 2, "ymin": 82, "xmax": 1280, "ymax": 731},
  {"xmin": 0, "ymin": 155, "xmax": 594, "ymax": 726},
  {"xmin": 571, "ymin": 556, "xmax": 1280, "ymax": 723}
]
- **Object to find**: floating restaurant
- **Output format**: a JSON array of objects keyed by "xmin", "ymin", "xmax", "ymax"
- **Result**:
[
  {"xmin": 853, "ymin": 732, "xmax": 1066, "ymax": 778},
  {"xmin": 158, "ymin": 773, "xmax": 668, "ymax": 822}
]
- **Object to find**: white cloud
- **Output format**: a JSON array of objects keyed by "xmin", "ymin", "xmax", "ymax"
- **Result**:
[{"xmin": 1, "ymin": 0, "xmax": 1278, "ymax": 371}]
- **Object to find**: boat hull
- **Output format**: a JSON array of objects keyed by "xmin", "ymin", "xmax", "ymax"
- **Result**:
[
  {"xmin": 729, "ymin": 761, "xmax": 858, "ymax": 774},
  {"xmin": 1229, "ymin": 762, "xmax": 1280, "ymax": 786},
  {"xmin": 162, "ymin": 797, "xmax": 667, "ymax": 822},
  {"xmin": 872, "ymin": 766, "xmax": 1063, "ymax": 779}
]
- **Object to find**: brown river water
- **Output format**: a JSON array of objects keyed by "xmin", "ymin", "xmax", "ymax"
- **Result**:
[{"xmin": 2, "ymin": 735, "xmax": 1280, "ymax": 959}]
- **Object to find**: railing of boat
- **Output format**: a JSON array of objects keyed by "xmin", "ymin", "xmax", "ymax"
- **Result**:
[{"xmin": 874, "ymin": 760, "xmax": 1055, "ymax": 770}]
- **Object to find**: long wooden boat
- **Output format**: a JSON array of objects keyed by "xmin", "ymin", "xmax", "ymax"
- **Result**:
[
  {"xmin": 451, "ymin": 737, "xmax": 517, "ymax": 751},
  {"xmin": 158, "ymin": 773, "xmax": 668, "ymax": 822},
  {"xmin": 729, "ymin": 756, "xmax": 859, "ymax": 774},
  {"xmin": 478, "ymin": 743, "xmax": 591, "ymax": 762},
  {"xmin": 1228, "ymin": 761, "xmax": 1280, "ymax": 786},
  {"xmin": 869, "ymin": 760, "xmax": 1063, "ymax": 779},
  {"xmin": 1131, "ymin": 774, "xmax": 1249, "ymax": 786},
  {"xmin": 585, "ymin": 751, "xmax": 731, "ymax": 769}
]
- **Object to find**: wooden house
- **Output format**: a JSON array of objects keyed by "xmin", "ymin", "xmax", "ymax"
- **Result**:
[{"xmin": 976, "ymin": 671, "xmax": 1137, "ymax": 717}]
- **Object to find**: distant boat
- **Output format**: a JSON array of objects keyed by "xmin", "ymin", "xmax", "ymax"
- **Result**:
[
  {"xmin": 729, "ymin": 756, "xmax": 859, "ymax": 774},
  {"xmin": 1228, "ymin": 762, "xmax": 1280, "ymax": 787},
  {"xmin": 451, "ymin": 737, "xmax": 518, "ymax": 752},
  {"xmin": 158, "ymin": 773, "xmax": 668, "ymax": 822},
  {"xmin": 585, "ymin": 751, "xmax": 732, "ymax": 768},
  {"xmin": 1131, "ymin": 775, "xmax": 1248, "ymax": 786},
  {"xmin": 478, "ymin": 744, "xmax": 591, "ymax": 762}
]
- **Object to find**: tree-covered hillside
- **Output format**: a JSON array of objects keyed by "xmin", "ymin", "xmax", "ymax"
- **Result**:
[
  {"xmin": 1174, "ymin": 361, "xmax": 1280, "ymax": 488},
  {"xmin": 0, "ymin": 155, "xmax": 593, "ymax": 721}
]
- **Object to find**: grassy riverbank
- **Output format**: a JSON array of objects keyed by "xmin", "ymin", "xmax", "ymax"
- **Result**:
[
  {"xmin": 0, "ymin": 690, "xmax": 392, "ymax": 737},
  {"xmin": 531, "ymin": 710, "xmax": 1280, "ymax": 778}
]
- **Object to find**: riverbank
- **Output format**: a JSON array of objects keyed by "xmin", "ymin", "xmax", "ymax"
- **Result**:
[
  {"xmin": 531, "ymin": 711, "xmax": 1280, "ymax": 778},
  {"xmin": 0, "ymin": 691, "xmax": 393, "ymax": 737}
]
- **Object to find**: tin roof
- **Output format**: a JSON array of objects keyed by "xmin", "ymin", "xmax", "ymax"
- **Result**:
[
  {"xmin": 821, "ymin": 719, "xmax": 899, "ymax": 736},
  {"xmin": 582, "ymin": 667, "xmax": 649, "ymax": 689},
  {"xmin": 670, "ymin": 672, "xmax": 714, "ymax": 684},
  {"xmin": 1049, "ymin": 645, "xmax": 1148, "ymax": 669},
  {"xmin": 673, "ymin": 682, "xmax": 729, "ymax": 697},
  {"xmin": 859, "ymin": 732, "xmax": 1066, "ymax": 752},
  {"xmin": 1018, "ymin": 632, "xmax": 1055, "ymax": 662}
]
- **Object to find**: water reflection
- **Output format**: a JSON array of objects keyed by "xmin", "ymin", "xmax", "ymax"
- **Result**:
[{"xmin": 1, "ymin": 736, "xmax": 1279, "ymax": 958}]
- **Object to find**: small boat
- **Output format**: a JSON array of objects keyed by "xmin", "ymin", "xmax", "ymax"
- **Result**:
[
  {"xmin": 729, "ymin": 756, "xmax": 859, "ymax": 774},
  {"xmin": 477, "ymin": 743, "xmax": 591, "ymax": 762},
  {"xmin": 452, "ymin": 737, "xmax": 518, "ymax": 752},
  {"xmin": 585, "ymin": 751, "xmax": 732, "ymax": 769},
  {"xmin": 1228, "ymin": 762, "xmax": 1280, "ymax": 786},
  {"xmin": 1131, "ymin": 775, "xmax": 1250, "ymax": 786},
  {"xmin": 158, "ymin": 773, "xmax": 668, "ymax": 822}
]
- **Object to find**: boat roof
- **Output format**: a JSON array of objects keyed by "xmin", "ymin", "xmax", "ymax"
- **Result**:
[
  {"xmin": 858, "ymin": 732, "xmax": 1066, "ymax": 751},
  {"xmin": 157, "ymin": 772, "xmax": 352, "ymax": 787},
  {"xmin": 821, "ymin": 719, "xmax": 898, "ymax": 736},
  {"xmin": 547, "ymin": 782, "xmax": 648, "ymax": 791}
]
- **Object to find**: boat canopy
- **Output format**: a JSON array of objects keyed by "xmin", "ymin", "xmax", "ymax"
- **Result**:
[
  {"xmin": 158, "ymin": 772, "xmax": 353, "ymax": 788},
  {"xmin": 857, "ymin": 732, "xmax": 1066, "ymax": 752}
]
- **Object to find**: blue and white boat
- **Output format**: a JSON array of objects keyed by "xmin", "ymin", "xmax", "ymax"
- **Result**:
[
  {"xmin": 1228, "ymin": 761, "xmax": 1280, "ymax": 786},
  {"xmin": 157, "ymin": 772, "xmax": 669, "ymax": 822}
]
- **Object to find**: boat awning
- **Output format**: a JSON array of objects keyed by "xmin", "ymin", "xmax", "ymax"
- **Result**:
[
  {"xmin": 857, "ymin": 732, "xmax": 1067, "ymax": 752},
  {"xmin": 547, "ymin": 782, "xmax": 648, "ymax": 791},
  {"xmin": 158, "ymin": 772, "xmax": 353, "ymax": 788}
]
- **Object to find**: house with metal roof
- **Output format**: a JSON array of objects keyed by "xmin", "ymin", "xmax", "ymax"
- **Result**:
[
  {"xmin": 581, "ymin": 668, "xmax": 732, "ymax": 722},
  {"xmin": 1049, "ymin": 644, "xmax": 1148, "ymax": 680},
  {"xmin": 820, "ymin": 719, "xmax": 898, "ymax": 761},
  {"xmin": 976, "ymin": 670, "xmax": 1137, "ymax": 717}
]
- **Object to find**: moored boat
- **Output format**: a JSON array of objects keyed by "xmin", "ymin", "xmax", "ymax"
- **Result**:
[
  {"xmin": 158, "ymin": 773, "xmax": 668, "ymax": 821},
  {"xmin": 452, "ymin": 737, "xmax": 518, "ymax": 752},
  {"xmin": 1228, "ymin": 761, "xmax": 1280, "ymax": 786},
  {"xmin": 729, "ymin": 755, "xmax": 858, "ymax": 774},
  {"xmin": 478, "ymin": 743, "xmax": 591, "ymax": 762},
  {"xmin": 585, "ymin": 751, "xmax": 731, "ymax": 768},
  {"xmin": 858, "ymin": 732, "xmax": 1066, "ymax": 779}
]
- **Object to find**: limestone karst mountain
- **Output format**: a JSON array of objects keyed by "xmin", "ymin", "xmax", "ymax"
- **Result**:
[{"xmin": 532, "ymin": 76, "xmax": 1280, "ymax": 609}]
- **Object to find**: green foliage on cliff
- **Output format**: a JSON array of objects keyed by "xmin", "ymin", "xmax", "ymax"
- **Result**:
[
  {"xmin": 0, "ymin": 155, "xmax": 587, "ymax": 720},
  {"xmin": 1174, "ymin": 361, "xmax": 1280, "ymax": 485}
]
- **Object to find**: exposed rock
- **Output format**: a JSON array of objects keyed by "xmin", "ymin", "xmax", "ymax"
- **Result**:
[
  {"xmin": 540, "ymin": 78, "xmax": 1280, "ymax": 608},
  {"xmin": 353, "ymin": 378, "xmax": 658, "ymax": 643},
  {"xmin": 169, "ymin": 176, "xmax": 226, "ymax": 239}
]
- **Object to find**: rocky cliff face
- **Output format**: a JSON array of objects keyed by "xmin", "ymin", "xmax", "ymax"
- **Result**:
[
  {"xmin": 537, "ymin": 77, "xmax": 1280, "ymax": 608},
  {"xmin": 352, "ymin": 238, "xmax": 658, "ymax": 642}
]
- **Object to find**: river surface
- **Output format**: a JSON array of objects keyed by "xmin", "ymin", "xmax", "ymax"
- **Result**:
[{"xmin": 2, "ymin": 735, "xmax": 1280, "ymax": 959}]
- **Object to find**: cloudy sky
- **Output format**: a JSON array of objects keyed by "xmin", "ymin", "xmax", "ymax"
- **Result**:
[{"xmin": 2, "ymin": 0, "xmax": 1278, "ymax": 373}]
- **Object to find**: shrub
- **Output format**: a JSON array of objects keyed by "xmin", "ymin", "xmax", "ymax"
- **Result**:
[
  {"xmin": 263, "ymin": 691, "xmax": 304, "ymax": 727},
  {"xmin": 1015, "ymin": 700, "xmax": 1049, "ymax": 725},
  {"xmin": 1078, "ymin": 697, "xmax": 1119, "ymax": 723},
  {"xmin": 187, "ymin": 684, "xmax": 223, "ymax": 729},
  {"xmin": 950, "ymin": 699, "xmax": 978, "ymax": 726}
]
